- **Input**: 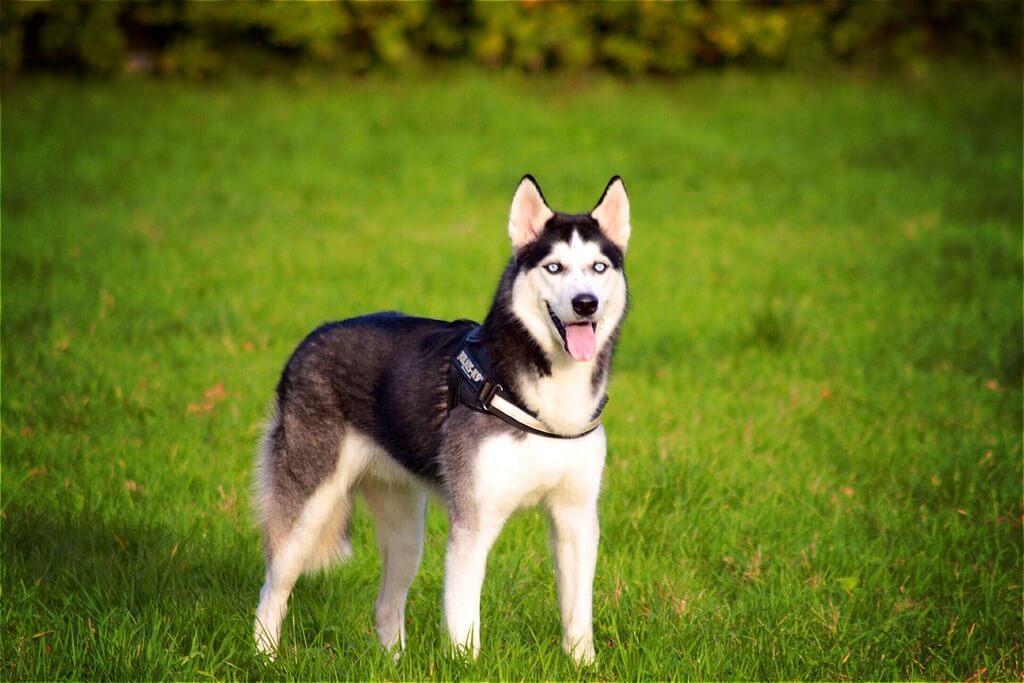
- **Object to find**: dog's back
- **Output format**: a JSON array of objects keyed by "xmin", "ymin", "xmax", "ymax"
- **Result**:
[{"xmin": 257, "ymin": 313, "xmax": 472, "ymax": 557}]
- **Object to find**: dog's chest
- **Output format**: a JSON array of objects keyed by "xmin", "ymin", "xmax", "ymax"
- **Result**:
[
  {"xmin": 517, "ymin": 362, "xmax": 605, "ymax": 436},
  {"xmin": 472, "ymin": 427, "xmax": 606, "ymax": 513}
]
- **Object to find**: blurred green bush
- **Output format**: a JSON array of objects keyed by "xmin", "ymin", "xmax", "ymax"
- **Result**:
[{"xmin": 1, "ymin": 0, "xmax": 1019, "ymax": 77}]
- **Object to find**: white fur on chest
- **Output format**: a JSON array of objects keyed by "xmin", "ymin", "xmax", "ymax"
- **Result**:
[
  {"xmin": 473, "ymin": 426, "xmax": 606, "ymax": 515},
  {"xmin": 517, "ymin": 360, "xmax": 607, "ymax": 436}
]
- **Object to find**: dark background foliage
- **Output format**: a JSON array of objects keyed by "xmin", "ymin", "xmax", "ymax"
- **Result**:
[{"xmin": 2, "ymin": 0, "xmax": 1020, "ymax": 78}]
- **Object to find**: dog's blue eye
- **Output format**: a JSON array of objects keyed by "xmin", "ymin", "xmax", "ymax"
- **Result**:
[
  {"xmin": 544, "ymin": 263, "xmax": 562, "ymax": 274},
  {"xmin": 593, "ymin": 262, "xmax": 608, "ymax": 273}
]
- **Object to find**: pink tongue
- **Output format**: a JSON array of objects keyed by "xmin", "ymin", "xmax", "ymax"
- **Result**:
[{"xmin": 565, "ymin": 323, "xmax": 596, "ymax": 362}]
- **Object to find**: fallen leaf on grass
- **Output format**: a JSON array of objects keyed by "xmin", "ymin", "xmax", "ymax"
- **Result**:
[
  {"xmin": 742, "ymin": 548, "xmax": 764, "ymax": 581},
  {"xmin": 217, "ymin": 484, "xmax": 238, "ymax": 518},
  {"xmin": 965, "ymin": 666, "xmax": 987, "ymax": 683},
  {"xmin": 892, "ymin": 596, "xmax": 920, "ymax": 614},
  {"xmin": 187, "ymin": 383, "xmax": 228, "ymax": 415},
  {"xmin": 205, "ymin": 383, "xmax": 226, "ymax": 401}
]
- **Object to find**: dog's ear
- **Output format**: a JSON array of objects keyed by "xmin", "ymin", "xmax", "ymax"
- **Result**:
[
  {"xmin": 508, "ymin": 175, "xmax": 553, "ymax": 250},
  {"xmin": 591, "ymin": 176, "xmax": 630, "ymax": 251}
]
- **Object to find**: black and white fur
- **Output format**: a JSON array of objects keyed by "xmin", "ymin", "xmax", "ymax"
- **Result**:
[{"xmin": 254, "ymin": 175, "xmax": 631, "ymax": 664}]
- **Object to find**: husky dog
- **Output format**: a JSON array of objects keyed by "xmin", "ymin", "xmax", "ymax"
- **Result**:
[{"xmin": 254, "ymin": 175, "xmax": 631, "ymax": 664}]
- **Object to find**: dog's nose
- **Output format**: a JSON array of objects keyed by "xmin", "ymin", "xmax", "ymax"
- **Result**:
[{"xmin": 572, "ymin": 294, "xmax": 599, "ymax": 317}]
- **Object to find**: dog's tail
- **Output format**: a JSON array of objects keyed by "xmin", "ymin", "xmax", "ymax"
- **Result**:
[{"xmin": 254, "ymin": 410, "xmax": 354, "ymax": 574}]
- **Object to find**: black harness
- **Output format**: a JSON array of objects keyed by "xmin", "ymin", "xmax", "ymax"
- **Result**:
[{"xmin": 447, "ymin": 326, "xmax": 606, "ymax": 439}]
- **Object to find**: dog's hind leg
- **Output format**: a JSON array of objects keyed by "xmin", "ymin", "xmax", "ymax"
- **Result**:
[
  {"xmin": 254, "ymin": 427, "xmax": 368, "ymax": 657},
  {"xmin": 255, "ymin": 489, "xmax": 348, "ymax": 657},
  {"xmin": 360, "ymin": 479, "xmax": 427, "ymax": 655}
]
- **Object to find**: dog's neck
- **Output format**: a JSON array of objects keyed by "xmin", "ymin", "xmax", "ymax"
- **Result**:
[{"xmin": 479, "ymin": 264, "xmax": 618, "ymax": 435}]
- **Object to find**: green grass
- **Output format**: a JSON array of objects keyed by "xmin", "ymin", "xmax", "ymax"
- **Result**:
[{"xmin": 2, "ymin": 66, "xmax": 1021, "ymax": 681}]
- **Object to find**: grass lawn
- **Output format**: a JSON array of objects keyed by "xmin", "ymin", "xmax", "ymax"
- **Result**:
[{"xmin": 2, "ymin": 66, "xmax": 1021, "ymax": 681}]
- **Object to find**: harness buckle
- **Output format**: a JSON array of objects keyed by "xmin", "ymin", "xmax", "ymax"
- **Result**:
[{"xmin": 479, "ymin": 380, "xmax": 499, "ymax": 405}]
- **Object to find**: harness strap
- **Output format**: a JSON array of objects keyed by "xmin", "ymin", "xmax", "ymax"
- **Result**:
[{"xmin": 448, "ymin": 327, "xmax": 606, "ymax": 439}]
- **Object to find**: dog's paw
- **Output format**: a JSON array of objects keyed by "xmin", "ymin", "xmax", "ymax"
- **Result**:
[
  {"xmin": 378, "ymin": 640, "xmax": 404, "ymax": 665},
  {"xmin": 254, "ymin": 621, "xmax": 280, "ymax": 661},
  {"xmin": 254, "ymin": 640, "xmax": 278, "ymax": 663},
  {"xmin": 447, "ymin": 639, "xmax": 481, "ymax": 661},
  {"xmin": 564, "ymin": 635, "xmax": 595, "ymax": 666}
]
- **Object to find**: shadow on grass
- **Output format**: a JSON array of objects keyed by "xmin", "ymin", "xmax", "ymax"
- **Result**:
[
  {"xmin": 3, "ymin": 502, "xmax": 255, "ymax": 599},
  {"xmin": 1, "ymin": 501, "xmax": 269, "ymax": 677},
  {"xmin": 1, "ymin": 500, "xmax": 446, "ymax": 679}
]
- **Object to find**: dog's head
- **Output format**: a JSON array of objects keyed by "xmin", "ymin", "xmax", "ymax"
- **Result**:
[{"xmin": 506, "ymin": 175, "xmax": 630, "ymax": 363}]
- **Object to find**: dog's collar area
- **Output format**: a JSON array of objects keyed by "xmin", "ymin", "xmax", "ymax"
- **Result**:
[{"xmin": 447, "ymin": 327, "xmax": 606, "ymax": 439}]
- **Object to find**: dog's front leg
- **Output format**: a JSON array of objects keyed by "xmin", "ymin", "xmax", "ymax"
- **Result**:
[
  {"xmin": 443, "ymin": 514, "xmax": 504, "ymax": 659},
  {"xmin": 548, "ymin": 501, "xmax": 599, "ymax": 665}
]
